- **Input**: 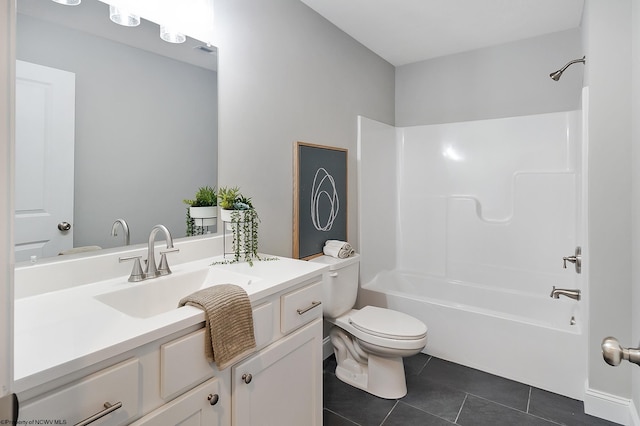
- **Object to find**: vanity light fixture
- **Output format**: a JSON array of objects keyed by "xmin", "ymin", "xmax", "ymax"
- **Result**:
[
  {"xmin": 51, "ymin": 0, "xmax": 81, "ymax": 5},
  {"xmin": 160, "ymin": 25, "xmax": 186, "ymax": 44},
  {"xmin": 109, "ymin": 5, "xmax": 140, "ymax": 27}
]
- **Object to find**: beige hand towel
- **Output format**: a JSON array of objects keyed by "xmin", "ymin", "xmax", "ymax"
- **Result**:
[{"xmin": 179, "ymin": 284, "xmax": 256, "ymax": 369}]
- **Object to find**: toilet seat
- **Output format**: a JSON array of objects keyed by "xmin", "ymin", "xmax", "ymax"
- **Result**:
[
  {"xmin": 349, "ymin": 306, "xmax": 427, "ymax": 340},
  {"xmin": 331, "ymin": 307, "xmax": 427, "ymax": 351}
]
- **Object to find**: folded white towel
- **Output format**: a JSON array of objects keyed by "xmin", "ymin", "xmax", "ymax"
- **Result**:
[{"xmin": 323, "ymin": 240, "xmax": 355, "ymax": 259}]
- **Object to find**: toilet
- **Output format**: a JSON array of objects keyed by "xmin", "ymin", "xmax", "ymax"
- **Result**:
[{"xmin": 310, "ymin": 254, "xmax": 427, "ymax": 399}]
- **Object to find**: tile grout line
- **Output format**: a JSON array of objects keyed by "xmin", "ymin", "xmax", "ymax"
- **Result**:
[
  {"xmin": 454, "ymin": 393, "xmax": 468, "ymax": 424},
  {"xmin": 527, "ymin": 386, "xmax": 532, "ymax": 413},
  {"xmin": 464, "ymin": 392, "xmax": 564, "ymax": 425},
  {"xmin": 379, "ymin": 400, "xmax": 399, "ymax": 426},
  {"xmin": 324, "ymin": 407, "xmax": 361, "ymax": 426}
]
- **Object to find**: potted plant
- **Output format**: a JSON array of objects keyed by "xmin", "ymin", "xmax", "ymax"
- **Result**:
[
  {"xmin": 218, "ymin": 186, "xmax": 260, "ymax": 265},
  {"xmin": 183, "ymin": 186, "xmax": 217, "ymax": 235}
]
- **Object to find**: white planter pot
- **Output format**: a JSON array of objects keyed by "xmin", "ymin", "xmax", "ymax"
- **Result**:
[
  {"xmin": 220, "ymin": 208, "xmax": 253, "ymax": 224},
  {"xmin": 189, "ymin": 206, "xmax": 217, "ymax": 227}
]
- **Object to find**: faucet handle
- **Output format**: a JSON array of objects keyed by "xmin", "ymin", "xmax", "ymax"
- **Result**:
[
  {"xmin": 119, "ymin": 255, "xmax": 145, "ymax": 282},
  {"xmin": 158, "ymin": 248, "xmax": 180, "ymax": 276},
  {"xmin": 562, "ymin": 246, "xmax": 582, "ymax": 274}
]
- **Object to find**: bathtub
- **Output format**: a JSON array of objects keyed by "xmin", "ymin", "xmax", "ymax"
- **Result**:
[{"xmin": 357, "ymin": 270, "xmax": 586, "ymax": 400}]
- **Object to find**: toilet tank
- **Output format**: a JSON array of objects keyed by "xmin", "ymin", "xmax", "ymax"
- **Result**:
[{"xmin": 309, "ymin": 254, "xmax": 360, "ymax": 318}]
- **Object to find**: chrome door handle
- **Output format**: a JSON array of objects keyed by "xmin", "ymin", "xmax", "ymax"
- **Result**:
[
  {"xmin": 562, "ymin": 246, "xmax": 582, "ymax": 274},
  {"xmin": 58, "ymin": 221, "xmax": 71, "ymax": 231},
  {"xmin": 601, "ymin": 337, "xmax": 640, "ymax": 366}
]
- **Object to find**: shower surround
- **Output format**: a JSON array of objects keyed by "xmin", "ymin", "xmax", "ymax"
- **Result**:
[{"xmin": 357, "ymin": 110, "xmax": 586, "ymax": 399}]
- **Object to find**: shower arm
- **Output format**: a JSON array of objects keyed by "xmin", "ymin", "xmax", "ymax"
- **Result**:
[
  {"xmin": 558, "ymin": 56, "xmax": 586, "ymax": 73},
  {"xmin": 550, "ymin": 56, "xmax": 586, "ymax": 81}
]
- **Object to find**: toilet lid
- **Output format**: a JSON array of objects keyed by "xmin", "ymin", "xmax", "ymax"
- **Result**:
[{"xmin": 348, "ymin": 306, "xmax": 427, "ymax": 340}]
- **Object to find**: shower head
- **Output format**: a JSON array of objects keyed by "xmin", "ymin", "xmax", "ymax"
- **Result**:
[{"xmin": 549, "ymin": 56, "xmax": 586, "ymax": 81}]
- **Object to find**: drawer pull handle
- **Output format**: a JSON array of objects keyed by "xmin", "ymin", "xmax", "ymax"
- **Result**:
[
  {"xmin": 297, "ymin": 301, "xmax": 322, "ymax": 315},
  {"xmin": 74, "ymin": 401, "xmax": 122, "ymax": 426},
  {"xmin": 242, "ymin": 373, "xmax": 253, "ymax": 384},
  {"xmin": 208, "ymin": 393, "xmax": 220, "ymax": 406}
]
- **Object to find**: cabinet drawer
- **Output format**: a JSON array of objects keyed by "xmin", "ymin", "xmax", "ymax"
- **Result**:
[
  {"xmin": 19, "ymin": 358, "xmax": 139, "ymax": 425},
  {"xmin": 281, "ymin": 281, "xmax": 323, "ymax": 334},
  {"xmin": 161, "ymin": 302, "xmax": 273, "ymax": 398}
]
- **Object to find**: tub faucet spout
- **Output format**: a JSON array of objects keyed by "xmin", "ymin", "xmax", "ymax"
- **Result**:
[{"xmin": 550, "ymin": 286, "xmax": 581, "ymax": 301}]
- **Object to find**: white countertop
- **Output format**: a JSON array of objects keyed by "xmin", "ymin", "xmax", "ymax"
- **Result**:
[{"xmin": 14, "ymin": 255, "xmax": 328, "ymax": 393}]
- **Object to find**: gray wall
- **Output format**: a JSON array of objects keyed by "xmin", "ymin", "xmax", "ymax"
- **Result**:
[
  {"xmin": 17, "ymin": 15, "xmax": 218, "ymax": 249},
  {"xmin": 395, "ymin": 29, "xmax": 583, "ymax": 126},
  {"xmin": 214, "ymin": 0, "xmax": 395, "ymax": 257}
]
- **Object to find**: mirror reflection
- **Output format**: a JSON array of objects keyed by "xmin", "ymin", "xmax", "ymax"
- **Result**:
[{"xmin": 15, "ymin": 0, "xmax": 218, "ymax": 263}]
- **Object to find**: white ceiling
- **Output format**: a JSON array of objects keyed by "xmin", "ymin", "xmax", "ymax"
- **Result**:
[{"xmin": 300, "ymin": 0, "xmax": 585, "ymax": 66}]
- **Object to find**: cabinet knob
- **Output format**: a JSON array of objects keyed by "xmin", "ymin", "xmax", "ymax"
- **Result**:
[
  {"xmin": 242, "ymin": 373, "xmax": 252, "ymax": 384},
  {"xmin": 207, "ymin": 393, "xmax": 219, "ymax": 406}
]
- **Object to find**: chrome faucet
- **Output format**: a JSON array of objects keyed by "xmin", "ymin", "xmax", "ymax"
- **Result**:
[
  {"xmin": 111, "ymin": 218, "xmax": 130, "ymax": 246},
  {"xmin": 145, "ymin": 224, "xmax": 179, "ymax": 278},
  {"xmin": 119, "ymin": 225, "xmax": 179, "ymax": 282},
  {"xmin": 550, "ymin": 286, "xmax": 581, "ymax": 301}
]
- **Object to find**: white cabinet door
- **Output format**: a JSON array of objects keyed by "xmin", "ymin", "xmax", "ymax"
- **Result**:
[
  {"xmin": 232, "ymin": 318, "xmax": 322, "ymax": 426},
  {"xmin": 132, "ymin": 376, "xmax": 229, "ymax": 426}
]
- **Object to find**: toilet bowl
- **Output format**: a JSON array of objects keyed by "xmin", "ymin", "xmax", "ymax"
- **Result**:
[{"xmin": 310, "ymin": 254, "xmax": 427, "ymax": 399}]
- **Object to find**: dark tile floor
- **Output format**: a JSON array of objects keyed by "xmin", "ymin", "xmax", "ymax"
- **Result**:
[{"xmin": 323, "ymin": 353, "xmax": 620, "ymax": 426}]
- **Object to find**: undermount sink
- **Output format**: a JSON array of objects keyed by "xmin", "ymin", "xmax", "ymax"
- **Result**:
[{"xmin": 94, "ymin": 267, "xmax": 260, "ymax": 319}]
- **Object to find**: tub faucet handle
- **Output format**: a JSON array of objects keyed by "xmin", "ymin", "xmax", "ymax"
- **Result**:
[{"xmin": 562, "ymin": 246, "xmax": 582, "ymax": 274}]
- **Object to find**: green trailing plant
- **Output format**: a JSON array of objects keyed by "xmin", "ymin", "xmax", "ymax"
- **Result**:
[
  {"xmin": 185, "ymin": 207, "xmax": 208, "ymax": 236},
  {"xmin": 212, "ymin": 186, "xmax": 275, "ymax": 266},
  {"xmin": 230, "ymin": 208, "xmax": 260, "ymax": 265}
]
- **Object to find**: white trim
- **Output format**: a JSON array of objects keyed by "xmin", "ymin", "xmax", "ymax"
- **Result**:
[
  {"xmin": 0, "ymin": 0, "xmax": 16, "ymax": 400},
  {"xmin": 630, "ymin": 399, "xmax": 640, "ymax": 426},
  {"xmin": 584, "ymin": 387, "xmax": 632, "ymax": 425}
]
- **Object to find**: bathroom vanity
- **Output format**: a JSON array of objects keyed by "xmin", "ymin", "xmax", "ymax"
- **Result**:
[{"xmin": 13, "ymin": 238, "xmax": 327, "ymax": 425}]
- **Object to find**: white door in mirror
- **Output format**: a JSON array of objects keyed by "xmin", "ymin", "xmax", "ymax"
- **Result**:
[{"xmin": 15, "ymin": 61, "xmax": 75, "ymax": 262}]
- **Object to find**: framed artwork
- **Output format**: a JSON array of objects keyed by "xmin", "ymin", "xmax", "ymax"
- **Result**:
[{"xmin": 293, "ymin": 141, "xmax": 348, "ymax": 259}]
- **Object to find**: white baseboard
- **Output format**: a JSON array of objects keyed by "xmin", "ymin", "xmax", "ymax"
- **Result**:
[
  {"xmin": 630, "ymin": 399, "xmax": 640, "ymax": 426},
  {"xmin": 584, "ymin": 387, "xmax": 634, "ymax": 425},
  {"xmin": 322, "ymin": 336, "xmax": 333, "ymax": 360}
]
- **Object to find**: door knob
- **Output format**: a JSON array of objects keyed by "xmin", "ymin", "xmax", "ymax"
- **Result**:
[
  {"xmin": 57, "ymin": 221, "xmax": 71, "ymax": 231},
  {"xmin": 562, "ymin": 246, "xmax": 581, "ymax": 274},
  {"xmin": 601, "ymin": 336, "xmax": 640, "ymax": 366},
  {"xmin": 242, "ymin": 373, "xmax": 252, "ymax": 384}
]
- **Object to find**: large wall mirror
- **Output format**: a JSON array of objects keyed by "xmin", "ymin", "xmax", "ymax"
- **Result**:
[{"xmin": 15, "ymin": 0, "xmax": 218, "ymax": 263}]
